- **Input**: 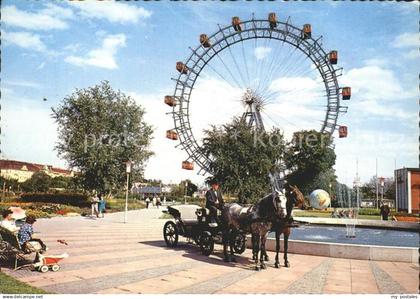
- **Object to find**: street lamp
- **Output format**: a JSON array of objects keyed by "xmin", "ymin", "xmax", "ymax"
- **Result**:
[{"xmin": 124, "ymin": 160, "xmax": 132, "ymax": 224}]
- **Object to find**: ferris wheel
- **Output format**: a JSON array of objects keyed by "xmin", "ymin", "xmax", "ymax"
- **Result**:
[{"xmin": 164, "ymin": 13, "xmax": 351, "ymax": 186}]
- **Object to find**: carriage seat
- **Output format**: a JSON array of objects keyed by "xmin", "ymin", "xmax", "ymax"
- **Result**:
[{"xmin": 168, "ymin": 205, "xmax": 202, "ymax": 225}]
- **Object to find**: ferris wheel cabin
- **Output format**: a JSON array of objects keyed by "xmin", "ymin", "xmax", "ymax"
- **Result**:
[
  {"xmin": 232, "ymin": 17, "xmax": 242, "ymax": 32},
  {"xmin": 342, "ymin": 87, "xmax": 351, "ymax": 100},
  {"xmin": 339, "ymin": 126, "xmax": 348, "ymax": 138},
  {"xmin": 268, "ymin": 13, "xmax": 277, "ymax": 29},
  {"xmin": 182, "ymin": 161, "xmax": 194, "ymax": 170},
  {"xmin": 164, "ymin": 96, "xmax": 177, "ymax": 107},
  {"xmin": 176, "ymin": 61, "xmax": 189, "ymax": 74},
  {"xmin": 302, "ymin": 24, "xmax": 312, "ymax": 39},
  {"xmin": 328, "ymin": 51, "xmax": 338, "ymax": 65},
  {"xmin": 200, "ymin": 34, "xmax": 211, "ymax": 48},
  {"xmin": 166, "ymin": 130, "xmax": 178, "ymax": 140}
]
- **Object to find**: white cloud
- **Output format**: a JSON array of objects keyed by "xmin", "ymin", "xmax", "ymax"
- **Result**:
[
  {"xmin": 128, "ymin": 91, "xmax": 208, "ymax": 184},
  {"xmin": 1, "ymin": 99, "xmax": 64, "ymax": 168},
  {"xmin": 2, "ymin": 30, "xmax": 47, "ymax": 52},
  {"xmin": 254, "ymin": 47, "xmax": 272, "ymax": 60},
  {"xmin": 69, "ymin": 2, "xmax": 152, "ymax": 24},
  {"xmin": 392, "ymin": 32, "xmax": 418, "ymax": 48},
  {"xmin": 342, "ymin": 65, "xmax": 415, "ymax": 102},
  {"xmin": 404, "ymin": 49, "xmax": 419, "ymax": 60},
  {"xmin": 334, "ymin": 129, "xmax": 419, "ymax": 185},
  {"xmin": 65, "ymin": 34, "xmax": 127, "ymax": 70},
  {"xmin": 3, "ymin": 80, "xmax": 42, "ymax": 89},
  {"xmin": 2, "ymin": 4, "xmax": 73, "ymax": 31}
]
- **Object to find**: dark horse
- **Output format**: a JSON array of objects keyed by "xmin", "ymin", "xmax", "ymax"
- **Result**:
[
  {"xmin": 263, "ymin": 184, "xmax": 306, "ymax": 268},
  {"xmin": 222, "ymin": 190, "xmax": 287, "ymax": 270}
]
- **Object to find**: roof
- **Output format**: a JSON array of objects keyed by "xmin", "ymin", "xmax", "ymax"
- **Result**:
[
  {"xmin": 395, "ymin": 168, "xmax": 420, "ymax": 173},
  {"xmin": 0, "ymin": 159, "xmax": 73, "ymax": 175}
]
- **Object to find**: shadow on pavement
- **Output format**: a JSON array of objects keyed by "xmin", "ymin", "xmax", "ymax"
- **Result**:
[{"xmin": 139, "ymin": 240, "xmax": 254, "ymax": 270}]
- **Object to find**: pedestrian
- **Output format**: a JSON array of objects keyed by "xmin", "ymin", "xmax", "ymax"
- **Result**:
[
  {"xmin": 91, "ymin": 192, "xmax": 99, "ymax": 218},
  {"xmin": 152, "ymin": 195, "xmax": 157, "ymax": 207},
  {"xmin": 156, "ymin": 197, "xmax": 161, "ymax": 209},
  {"xmin": 380, "ymin": 203, "xmax": 390, "ymax": 220},
  {"xmin": 145, "ymin": 197, "xmax": 150, "ymax": 209},
  {"xmin": 98, "ymin": 194, "xmax": 106, "ymax": 218},
  {"xmin": 163, "ymin": 196, "xmax": 166, "ymax": 206}
]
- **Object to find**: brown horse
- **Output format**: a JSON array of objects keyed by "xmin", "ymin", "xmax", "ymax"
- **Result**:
[{"xmin": 268, "ymin": 184, "xmax": 305, "ymax": 268}]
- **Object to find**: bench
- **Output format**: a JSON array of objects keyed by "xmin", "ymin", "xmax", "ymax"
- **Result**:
[{"xmin": 0, "ymin": 226, "xmax": 40, "ymax": 270}]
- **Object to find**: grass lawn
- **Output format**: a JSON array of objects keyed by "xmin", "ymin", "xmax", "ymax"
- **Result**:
[
  {"xmin": 106, "ymin": 198, "xmax": 146, "ymax": 212},
  {"xmin": 0, "ymin": 272, "xmax": 50, "ymax": 294}
]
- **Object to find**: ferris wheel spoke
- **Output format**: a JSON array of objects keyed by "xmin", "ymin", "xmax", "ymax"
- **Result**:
[
  {"xmin": 259, "ymin": 44, "xmax": 297, "ymax": 99},
  {"xmin": 227, "ymin": 43, "xmax": 248, "ymax": 89},
  {"xmin": 240, "ymin": 37, "xmax": 251, "ymax": 88},
  {"xmin": 214, "ymin": 51, "xmax": 243, "ymax": 90},
  {"xmin": 258, "ymin": 38, "xmax": 286, "ymax": 94},
  {"xmin": 255, "ymin": 37, "xmax": 272, "ymax": 95},
  {"xmin": 201, "ymin": 58, "xmax": 240, "ymax": 91}
]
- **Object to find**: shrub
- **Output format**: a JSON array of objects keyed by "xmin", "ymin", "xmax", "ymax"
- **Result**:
[
  {"xmin": 20, "ymin": 193, "xmax": 90, "ymax": 207},
  {"xmin": 358, "ymin": 208, "xmax": 381, "ymax": 216}
]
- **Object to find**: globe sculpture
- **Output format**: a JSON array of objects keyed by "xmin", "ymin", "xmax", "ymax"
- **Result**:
[{"xmin": 309, "ymin": 189, "xmax": 331, "ymax": 210}]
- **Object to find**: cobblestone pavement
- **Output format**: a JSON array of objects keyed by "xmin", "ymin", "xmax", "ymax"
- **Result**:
[{"xmin": 2, "ymin": 208, "xmax": 418, "ymax": 294}]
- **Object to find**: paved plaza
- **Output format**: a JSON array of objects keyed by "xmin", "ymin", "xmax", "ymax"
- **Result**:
[{"xmin": 2, "ymin": 208, "xmax": 418, "ymax": 294}]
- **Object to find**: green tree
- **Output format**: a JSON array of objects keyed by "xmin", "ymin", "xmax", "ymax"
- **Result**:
[
  {"xmin": 21, "ymin": 171, "xmax": 51, "ymax": 192},
  {"xmin": 52, "ymin": 81, "xmax": 153, "ymax": 194},
  {"xmin": 285, "ymin": 130, "xmax": 337, "ymax": 195},
  {"xmin": 202, "ymin": 118, "xmax": 285, "ymax": 203}
]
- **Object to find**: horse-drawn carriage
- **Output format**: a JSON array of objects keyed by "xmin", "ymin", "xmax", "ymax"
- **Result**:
[{"xmin": 163, "ymin": 205, "xmax": 246, "ymax": 256}]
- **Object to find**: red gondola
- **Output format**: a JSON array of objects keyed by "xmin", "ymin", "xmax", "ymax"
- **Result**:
[
  {"xmin": 166, "ymin": 130, "xmax": 178, "ymax": 140},
  {"xmin": 182, "ymin": 161, "xmax": 194, "ymax": 170},
  {"xmin": 164, "ymin": 96, "xmax": 177, "ymax": 107},
  {"xmin": 329, "ymin": 51, "xmax": 338, "ymax": 65},
  {"xmin": 176, "ymin": 62, "xmax": 188, "ymax": 74},
  {"xmin": 200, "ymin": 34, "xmax": 211, "ymax": 48},
  {"xmin": 268, "ymin": 13, "xmax": 277, "ymax": 29},
  {"xmin": 339, "ymin": 126, "xmax": 348, "ymax": 138},
  {"xmin": 342, "ymin": 87, "xmax": 351, "ymax": 100},
  {"xmin": 232, "ymin": 17, "xmax": 242, "ymax": 32},
  {"xmin": 302, "ymin": 24, "xmax": 311, "ymax": 39}
]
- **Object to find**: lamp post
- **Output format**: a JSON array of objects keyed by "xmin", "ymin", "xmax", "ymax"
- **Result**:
[
  {"xmin": 124, "ymin": 160, "xmax": 132, "ymax": 224},
  {"xmin": 184, "ymin": 181, "xmax": 188, "ymax": 204}
]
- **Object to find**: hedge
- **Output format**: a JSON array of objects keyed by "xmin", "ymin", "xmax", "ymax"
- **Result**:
[{"xmin": 20, "ymin": 193, "xmax": 90, "ymax": 207}]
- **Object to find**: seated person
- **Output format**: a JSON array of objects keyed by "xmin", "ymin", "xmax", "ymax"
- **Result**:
[
  {"xmin": 0, "ymin": 209, "xmax": 20, "ymax": 233},
  {"xmin": 205, "ymin": 180, "xmax": 224, "ymax": 227},
  {"xmin": 18, "ymin": 216, "xmax": 47, "ymax": 253}
]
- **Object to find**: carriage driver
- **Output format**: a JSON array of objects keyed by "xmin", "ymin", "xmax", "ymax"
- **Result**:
[{"xmin": 205, "ymin": 179, "xmax": 224, "ymax": 227}]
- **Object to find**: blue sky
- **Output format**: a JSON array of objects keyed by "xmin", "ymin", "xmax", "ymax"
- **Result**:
[{"xmin": 1, "ymin": 0, "xmax": 419, "ymax": 186}]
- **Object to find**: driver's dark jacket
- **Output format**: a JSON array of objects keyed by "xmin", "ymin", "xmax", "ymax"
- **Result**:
[{"xmin": 205, "ymin": 189, "xmax": 224, "ymax": 212}]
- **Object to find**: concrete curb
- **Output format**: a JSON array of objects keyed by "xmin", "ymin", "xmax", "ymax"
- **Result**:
[
  {"xmin": 294, "ymin": 217, "xmax": 419, "ymax": 231},
  {"xmin": 246, "ymin": 238, "xmax": 418, "ymax": 263}
]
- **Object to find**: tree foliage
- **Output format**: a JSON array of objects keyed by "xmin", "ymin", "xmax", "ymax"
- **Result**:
[
  {"xmin": 170, "ymin": 180, "xmax": 198, "ymax": 198},
  {"xmin": 21, "ymin": 171, "xmax": 52, "ymax": 192},
  {"xmin": 202, "ymin": 118, "xmax": 285, "ymax": 203},
  {"xmin": 285, "ymin": 130, "xmax": 337, "ymax": 195},
  {"xmin": 52, "ymin": 81, "xmax": 153, "ymax": 194}
]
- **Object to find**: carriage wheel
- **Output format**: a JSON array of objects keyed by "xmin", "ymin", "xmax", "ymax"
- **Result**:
[
  {"xmin": 163, "ymin": 221, "xmax": 179, "ymax": 247},
  {"xmin": 199, "ymin": 231, "xmax": 214, "ymax": 256},
  {"xmin": 51, "ymin": 264, "xmax": 60, "ymax": 272},
  {"xmin": 39, "ymin": 265, "xmax": 49, "ymax": 273},
  {"xmin": 232, "ymin": 233, "xmax": 246, "ymax": 254}
]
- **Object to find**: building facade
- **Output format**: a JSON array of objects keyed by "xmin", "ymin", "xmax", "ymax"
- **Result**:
[
  {"xmin": 395, "ymin": 167, "xmax": 420, "ymax": 214},
  {"xmin": 0, "ymin": 159, "xmax": 74, "ymax": 183}
]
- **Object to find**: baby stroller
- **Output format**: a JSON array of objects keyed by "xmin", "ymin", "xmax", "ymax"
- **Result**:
[{"xmin": 33, "ymin": 252, "xmax": 69, "ymax": 273}]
